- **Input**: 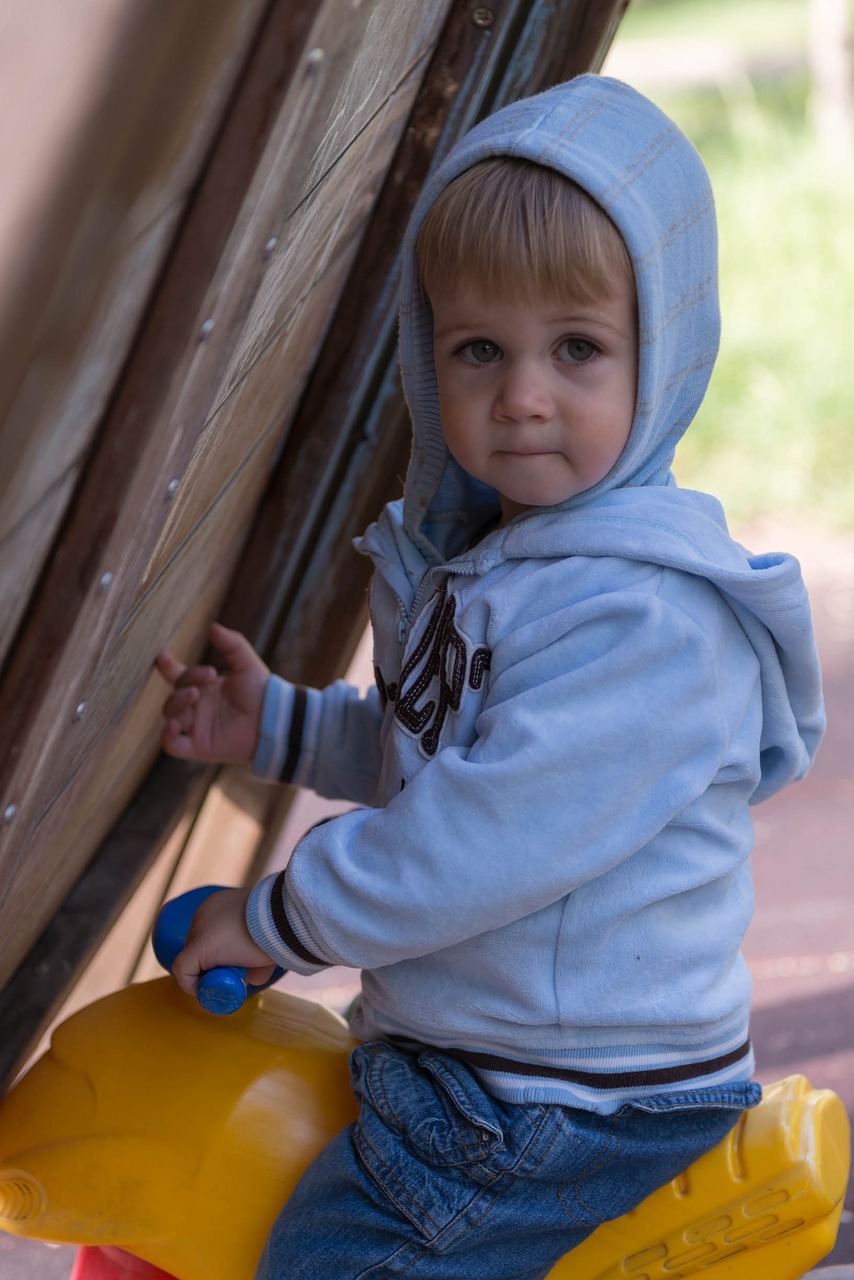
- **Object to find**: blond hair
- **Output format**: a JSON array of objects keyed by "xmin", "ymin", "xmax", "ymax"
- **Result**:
[{"xmin": 416, "ymin": 158, "xmax": 632, "ymax": 304}]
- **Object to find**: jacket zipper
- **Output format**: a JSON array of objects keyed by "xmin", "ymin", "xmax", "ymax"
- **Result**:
[{"xmin": 405, "ymin": 560, "xmax": 479, "ymax": 642}]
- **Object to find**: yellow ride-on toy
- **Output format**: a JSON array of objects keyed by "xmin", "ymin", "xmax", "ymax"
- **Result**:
[{"xmin": 0, "ymin": 887, "xmax": 849, "ymax": 1279}]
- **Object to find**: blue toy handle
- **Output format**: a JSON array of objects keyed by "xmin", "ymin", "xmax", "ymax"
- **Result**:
[{"xmin": 152, "ymin": 884, "xmax": 284, "ymax": 1015}]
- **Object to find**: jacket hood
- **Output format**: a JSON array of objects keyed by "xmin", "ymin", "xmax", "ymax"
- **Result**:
[
  {"xmin": 496, "ymin": 485, "xmax": 825, "ymax": 800},
  {"xmin": 398, "ymin": 73, "xmax": 719, "ymax": 562},
  {"xmin": 359, "ymin": 74, "xmax": 824, "ymax": 805}
]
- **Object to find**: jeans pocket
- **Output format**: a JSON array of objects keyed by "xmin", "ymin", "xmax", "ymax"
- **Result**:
[
  {"xmin": 350, "ymin": 1042, "xmax": 507, "ymax": 1245},
  {"xmin": 351, "ymin": 1041, "xmax": 505, "ymax": 1167}
]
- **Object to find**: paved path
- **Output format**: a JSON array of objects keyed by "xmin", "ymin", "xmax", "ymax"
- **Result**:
[{"xmin": 740, "ymin": 520, "xmax": 854, "ymax": 1271}]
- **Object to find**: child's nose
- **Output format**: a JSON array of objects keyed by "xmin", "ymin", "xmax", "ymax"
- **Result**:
[{"xmin": 493, "ymin": 361, "xmax": 554, "ymax": 421}]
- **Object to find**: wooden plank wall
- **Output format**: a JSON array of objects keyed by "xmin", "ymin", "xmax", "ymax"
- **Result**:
[
  {"xmin": 0, "ymin": 0, "xmax": 628, "ymax": 1085},
  {"xmin": 0, "ymin": 0, "xmax": 270, "ymax": 666},
  {"xmin": 0, "ymin": 0, "xmax": 455, "ymax": 989}
]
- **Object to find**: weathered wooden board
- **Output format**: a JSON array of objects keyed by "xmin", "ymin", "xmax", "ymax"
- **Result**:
[
  {"xmin": 140, "ymin": 63, "xmax": 429, "ymax": 599},
  {"xmin": 0, "ymin": 0, "xmax": 270, "ymax": 664},
  {"xmin": 20, "ymin": 766, "xmax": 271, "ymax": 1074},
  {"xmin": 0, "ymin": 475, "xmax": 76, "ymax": 664},
  {"xmin": 0, "ymin": 0, "xmax": 454, "ymax": 993},
  {"xmin": 0, "ymin": 755, "xmax": 215, "ymax": 1079},
  {"xmin": 0, "ymin": 0, "xmax": 629, "ymax": 1085}
]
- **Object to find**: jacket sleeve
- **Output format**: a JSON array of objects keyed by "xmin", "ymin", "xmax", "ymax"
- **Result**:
[
  {"xmin": 252, "ymin": 674, "xmax": 385, "ymax": 805},
  {"xmin": 246, "ymin": 589, "xmax": 745, "ymax": 974}
]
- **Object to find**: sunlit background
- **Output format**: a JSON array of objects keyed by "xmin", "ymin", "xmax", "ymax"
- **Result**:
[{"xmin": 605, "ymin": 0, "xmax": 853, "ymax": 531}]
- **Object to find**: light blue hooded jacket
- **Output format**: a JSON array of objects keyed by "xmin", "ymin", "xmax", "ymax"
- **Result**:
[{"xmin": 247, "ymin": 75, "xmax": 824, "ymax": 1112}]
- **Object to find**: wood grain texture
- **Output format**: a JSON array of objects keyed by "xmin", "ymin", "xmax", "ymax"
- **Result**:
[
  {"xmin": 0, "ymin": 756, "xmax": 213, "ymax": 1085},
  {"xmin": 0, "ymin": 0, "xmax": 268, "ymax": 576},
  {"xmin": 0, "ymin": 0, "xmax": 629, "ymax": 1080},
  {"xmin": 139, "ymin": 65, "xmax": 430, "ymax": 602},
  {"xmin": 0, "ymin": 0, "xmax": 452, "ymax": 995},
  {"xmin": 0, "ymin": 473, "xmax": 78, "ymax": 665}
]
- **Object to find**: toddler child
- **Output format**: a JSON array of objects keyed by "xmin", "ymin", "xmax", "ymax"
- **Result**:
[{"xmin": 157, "ymin": 74, "xmax": 825, "ymax": 1280}]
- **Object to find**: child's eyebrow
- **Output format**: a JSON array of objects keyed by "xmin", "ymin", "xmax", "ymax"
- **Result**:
[
  {"xmin": 433, "ymin": 312, "xmax": 630, "ymax": 341},
  {"xmin": 432, "ymin": 322, "xmax": 488, "ymax": 340}
]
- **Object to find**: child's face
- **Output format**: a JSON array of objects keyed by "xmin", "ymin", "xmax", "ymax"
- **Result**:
[{"xmin": 430, "ymin": 270, "xmax": 638, "ymax": 525}]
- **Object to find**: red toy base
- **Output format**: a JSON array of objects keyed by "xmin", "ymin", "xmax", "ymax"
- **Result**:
[{"xmin": 70, "ymin": 1245, "xmax": 178, "ymax": 1280}]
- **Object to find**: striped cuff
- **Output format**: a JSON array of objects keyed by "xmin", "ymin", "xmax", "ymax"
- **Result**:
[
  {"xmin": 246, "ymin": 871, "xmax": 331, "ymax": 975},
  {"xmin": 252, "ymin": 677, "xmax": 315, "ymax": 784}
]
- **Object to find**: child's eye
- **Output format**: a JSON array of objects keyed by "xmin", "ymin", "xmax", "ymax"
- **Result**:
[
  {"xmin": 460, "ymin": 339, "xmax": 502, "ymax": 364},
  {"xmin": 558, "ymin": 338, "xmax": 598, "ymax": 363}
]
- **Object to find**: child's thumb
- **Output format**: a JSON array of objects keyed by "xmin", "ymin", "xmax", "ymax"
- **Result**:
[{"xmin": 209, "ymin": 621, "xmax": 259, "ymax": 673}]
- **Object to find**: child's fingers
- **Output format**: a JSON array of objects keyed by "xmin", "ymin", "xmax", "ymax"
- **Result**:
[
  {"xmin": 170, "ymin": 946, "xmax": 201, "ymax": 996},
  {"xmin": 155, "ymin": 649, "xmax": 186, "ymax": 686},
  {"xmin": 246, "ymin": 963, "xmax": 277, "ymax": 987},
  {"xmin": 160, "ymin": 723, "xmax": 199, "ymax": 759},
  {"xmin": 209, "ymin": 622, "xmax": 258, "ymax": 674},
  {"xmin": 181, "ymin": 664, "xmax": 218, "ymax": 687},
  {"xmin": 161, "ymin": 685, "xmax": 199, "ymax": 721},
  {"xmin": 173, "ymin": 706, "xmax": 197, "ymax": 734},
  {"xmin": 157, "ymin": 653, "xmax": 218, "ymax": 694}
]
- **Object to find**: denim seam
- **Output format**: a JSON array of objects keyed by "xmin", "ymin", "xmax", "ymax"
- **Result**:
[
  {"xmin": 369, "ymin": 1048, "xmax": 502, "ymax": 1165},
  {"xmin": 358, "ymin": 1057, "xmax": 570, "ymax": 1259},
  {"xmin": 354, "ymin": 1119, "xmax": 502, "ymax": 1270},
  {"xmin": 355, "ymin": 1121, "xmax": 445, "ymax": 1237},
  {"xmin": 626, "ymin": 1081, "xmax": 760, "ymax": 1113},
  {"xmin": 429, "ymin": 1102, "xmax": 568, "ymax": 1252},
  {"xmin": 361, "ymin": 1100, "xmax": 562, "ymax": 1264},
  {"xmin": 356, "ymin": 1236, "xmax": 432, "ymax": 1280},
  {"xmin": 576, "ymin": 1127, "xmax": 622, "ymax": 1224},
  {"xmin": 419, "ymin": 1055, "xmax": 504, "ymax": 1143},
  {"xmin": 371, "ymin": 1052, "xmax": 405, "ymax": 1130},
  {"xmin": 557, "ymin": 1116, "xmax": 622, "ymax": 1227}
]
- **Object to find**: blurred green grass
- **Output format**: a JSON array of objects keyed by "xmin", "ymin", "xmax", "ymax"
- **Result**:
[
  {"xmin": 617, "ymin": 0, "xmax": 808, "ymax": 52},
  {"xmin": 607, "ymin": 0, "xmax": 854, "ymax": 528}
]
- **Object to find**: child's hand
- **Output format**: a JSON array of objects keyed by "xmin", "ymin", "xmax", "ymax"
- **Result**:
[
  {"xmin": 156, "ymin": 622, "xmax": 269, "ymax": 764},
  {"xmin": 170, "ymin": 886, "xmax": 276, "ymax": 995}
]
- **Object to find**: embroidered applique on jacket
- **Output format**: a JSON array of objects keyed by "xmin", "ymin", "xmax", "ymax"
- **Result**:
[{"xmin": 378, "ymin": 587, "xmax": 491, "ymax": 757}]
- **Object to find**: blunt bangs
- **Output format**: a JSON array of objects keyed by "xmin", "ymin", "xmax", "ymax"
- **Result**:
[{"xmin": 416, "ymin": 158, "xmax": 632, "ymax": 305}]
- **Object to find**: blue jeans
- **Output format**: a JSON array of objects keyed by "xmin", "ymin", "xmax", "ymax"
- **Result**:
[{"xmin": 255, "ymin": 1040, "xmax": 760, "ymax": 1280}]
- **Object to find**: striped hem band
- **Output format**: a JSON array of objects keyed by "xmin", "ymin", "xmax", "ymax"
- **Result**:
[{"xmin": 442, "ymin": 1038, "xmax": 752, "ymax": 1091}]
